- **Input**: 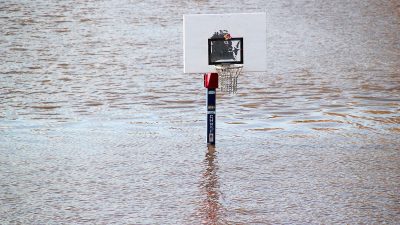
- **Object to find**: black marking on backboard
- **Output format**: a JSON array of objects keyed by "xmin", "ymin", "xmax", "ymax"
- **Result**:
[{"xmin": 208, "ymin": 30, "xmax": 243, "ymax": 65}]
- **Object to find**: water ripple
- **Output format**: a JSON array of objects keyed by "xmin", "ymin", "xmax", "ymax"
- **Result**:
[{"xmin": 1, "ymin": 0, "xmax": 399, "ymax": 224}]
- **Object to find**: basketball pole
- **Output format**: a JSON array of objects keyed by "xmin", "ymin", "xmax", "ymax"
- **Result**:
[{"xmin": 204, "ymin": 73, "xmax": 218, "ymax": 145}]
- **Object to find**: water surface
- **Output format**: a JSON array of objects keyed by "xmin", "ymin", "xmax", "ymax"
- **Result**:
[{"xmin": 1, "ymin": 0, "xmax": 399, "ymax": 224}]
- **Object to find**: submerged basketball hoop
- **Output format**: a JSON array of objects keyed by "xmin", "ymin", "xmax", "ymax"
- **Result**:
[
  {"xmin": 183, "ymin": 12, "xmax": 267, "ymax": 145},
  {"xmin": 215, "ymin": 64, "xmax": 243, "ymax": 94}
]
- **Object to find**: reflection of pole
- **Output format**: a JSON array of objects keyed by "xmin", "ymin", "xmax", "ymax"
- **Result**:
[
  {"xmin": 198, "ymin": 146, "xmax": 226, "ymax": 224},
  {"xmin": 204, "ymin": 73, "xmax": 218, "ymax": 145}
]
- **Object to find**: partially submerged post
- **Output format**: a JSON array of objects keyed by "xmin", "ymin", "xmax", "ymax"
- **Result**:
[
  {"xmin": 183, "ymin": 12, "xmax": 267, "ymax": 145},
  {"xmin": 204, "ymin": 73, "xmax": 218, "ymax": 145}
]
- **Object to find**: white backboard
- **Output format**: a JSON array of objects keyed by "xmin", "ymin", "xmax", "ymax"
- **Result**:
[{"xmin": 183, "ymin": 12, "xmax": 267, "ymax": 73}]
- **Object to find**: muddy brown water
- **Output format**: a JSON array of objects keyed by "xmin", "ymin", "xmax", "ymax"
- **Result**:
[{"xmin": 1, "ymin": 0, "xmax": 399, "ymax": 224}]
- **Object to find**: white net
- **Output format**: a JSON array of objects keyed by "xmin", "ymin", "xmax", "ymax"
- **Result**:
[{"xmin": 215, "ymin": 64, "xmax": 243, "ymax": 94}]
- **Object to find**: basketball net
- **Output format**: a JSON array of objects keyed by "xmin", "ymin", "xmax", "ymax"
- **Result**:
[{"xmin": 215, "ymin": 64, "xmax": 243, "ymax": 94}]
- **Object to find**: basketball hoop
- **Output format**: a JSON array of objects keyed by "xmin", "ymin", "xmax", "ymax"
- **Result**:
[
  {"xmin": 183, "ymin": 13, "xmax": 267, "ymax": 145},
  {"xmin": 215, "ymin": 64, "xmax": 243, "ymax": 94}
]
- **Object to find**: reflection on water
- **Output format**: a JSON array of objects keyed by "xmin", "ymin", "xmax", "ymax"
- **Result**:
[
  {"xmin": 198, "ymin": 146, "xmax": 226, "ymax": 225},
  {"xmin": 1, "ymin": 0, "xmax": 400, "ymax": 224}
]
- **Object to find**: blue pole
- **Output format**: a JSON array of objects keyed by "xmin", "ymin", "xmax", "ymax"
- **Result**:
[{"xmin": 207, "ymin": 88, "xmax": 216, "ymax": 145}]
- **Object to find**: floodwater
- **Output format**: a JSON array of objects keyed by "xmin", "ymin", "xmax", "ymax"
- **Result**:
[{"xmin": 1, "ymin": 0, "xmax": 399, "ymax": 224}]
